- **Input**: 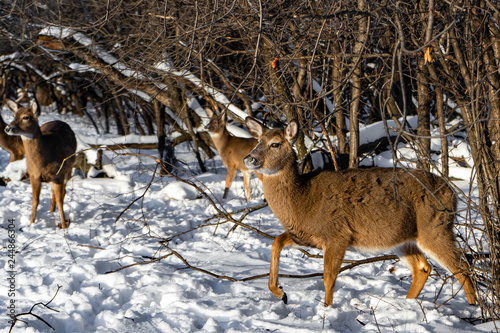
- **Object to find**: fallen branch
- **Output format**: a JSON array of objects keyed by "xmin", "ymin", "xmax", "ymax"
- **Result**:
[
  {"xmin": 104, "ymin": 253, "xmax": 174, "ymax": 274},
  {"xmin": 77, "ymin": 244, "xmax": 106, "ymax": 250},
  {"xmin": 162, "ymin": 243, "xmax": 398, "ymax": 283}
]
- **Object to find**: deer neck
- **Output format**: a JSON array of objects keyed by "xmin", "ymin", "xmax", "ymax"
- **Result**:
[
  {"xmin": 261, "ymin": 163, "xmax": 309, "ymax": 230},
  {"xmin": 21, "ymin": 126, "xmax": 43, "ymax": 153},
  {"xmin": 210, "ymin": 128, "xmax": 231, "ymax": 151}
]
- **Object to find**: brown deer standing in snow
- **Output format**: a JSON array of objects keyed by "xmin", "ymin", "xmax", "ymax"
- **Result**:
[
  {"xmin": 243, "ymin": 117, "xmax": 476, "ymax": 307},
  {"xmin": 5, "ymin": 99, "xmax": 77, "ymax": 229},
  {"xmin": 205, "ymin": 108, "xmax": 262, "ymax": 200}
]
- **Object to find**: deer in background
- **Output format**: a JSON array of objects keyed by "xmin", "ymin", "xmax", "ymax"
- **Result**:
[
  {"xmin": 0, "ymin": 77, "xmax": 25, "ymax": 163},
  {"xmin": 5, "ymin": 99, "xmax": 77, "ymax": 229},
  {"xmin": 243, "ymin": 116, "xmax": 476, "ymax": 307},
  {"xmin": 205, "ymin": 107, "xmax": 262, "ymax": 200},
  {"xmin": 0, "ymin": 110, "xmax": 24, "ymax": 163}
]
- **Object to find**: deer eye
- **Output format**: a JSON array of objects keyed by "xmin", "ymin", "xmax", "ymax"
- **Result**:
[{"xmin": 270, "ymin": 142, "xmax": 281, "ymax": 149}]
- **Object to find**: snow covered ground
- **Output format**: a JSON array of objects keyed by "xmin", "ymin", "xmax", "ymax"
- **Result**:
[{"xmin": 0, "ymin": 107, "xmax": 498, "ymax": 332}]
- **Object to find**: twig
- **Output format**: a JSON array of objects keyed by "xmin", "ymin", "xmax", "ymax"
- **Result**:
[
  {"xmin": 104, "ymin": 253, "xmax": 174, "ymax": 274},
  {"xmin": 164, "ymin": 244, "xmax": 238, "ymax": 282},
  {"xmin": 115, "ymin": 161, "xmax": 159, "ymax": 223},
  {"xmin": 225, "ymin": 202, "xmax": 269, "ymax": 237},
  {"xmin": 9, "ymin": 285, "xmax": 61, "ymax": 332},
  {"xmin": 77, "ymin": 244, "xmax": 106, "ymax": 250}
]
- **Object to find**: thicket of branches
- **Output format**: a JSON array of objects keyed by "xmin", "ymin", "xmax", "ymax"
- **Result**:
[{"xmin": 1, "ymin": 0, "xmax": 499, "ymax": 321}]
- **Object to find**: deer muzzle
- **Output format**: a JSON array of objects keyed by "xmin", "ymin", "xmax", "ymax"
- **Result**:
[
  {"xmin": 4, "ymin": 125, "xmax": 17, "ymax": 136},
  {"xmin": 243, "ymin": 154, "xmax": 261, "ymax": 170}
]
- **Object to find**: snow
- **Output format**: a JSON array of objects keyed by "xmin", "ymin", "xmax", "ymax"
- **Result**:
[{"xmin": 0, "ymin": 110, "xmax": 497, "ymax": 333}]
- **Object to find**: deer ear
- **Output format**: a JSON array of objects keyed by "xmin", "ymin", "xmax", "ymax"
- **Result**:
[
  {"xmin": 245, "ymin": 116, "xmax": 265, "ymax": 139},
  {"xmin": 205, "ymin": 107, "xmax": 214, "ymax": 119},
  {"xmin": 285, "ymin": 120, "xmax": 299, "ymax": 144},
  {"xmin": 30, "ymin": 100, "xmax": 40, "ymax": 116},
  {"xmin": 6, "ymin": 99, "xmax": 18, "ymax": 113}
]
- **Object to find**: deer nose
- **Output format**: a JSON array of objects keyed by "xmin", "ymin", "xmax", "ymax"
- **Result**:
[
  {"xmin": 5, "ymin": 126, "xmax": 14, "ymax": 135},
  {"xmin": 243, "ymin": 155, "xmax": 259, "ymax": 169}
]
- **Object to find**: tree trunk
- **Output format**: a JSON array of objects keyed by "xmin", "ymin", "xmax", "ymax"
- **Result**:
[
  {"xmin": 427, "ymin": 63, "xmax": 448, "ymax": 177},
  {"xmin": 349, "ymin": 0, "xmax": 369, "ymax": 169},
  {"xmin": 416, "ymin": 61, "xmax": 431, "ymax": 171},
  {"xmin": 331, "ymin": 38, "xmax": 348, "ymax": 169}
]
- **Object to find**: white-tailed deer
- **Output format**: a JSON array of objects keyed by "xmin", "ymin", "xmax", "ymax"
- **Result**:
[
  {"xmin": 5, "ymin": 100, "xmax": 77, "ymax": 229},
  {"xmin": 0, "ymin": 111, "xmax": 24, "ymax": 163},
  {"xmin": 205, "ymin": 108, "xmax": 262, "ymax": 200},
  {"xmin": 243, "ymin": 117, "xmax": 476, "ymax": 307}
]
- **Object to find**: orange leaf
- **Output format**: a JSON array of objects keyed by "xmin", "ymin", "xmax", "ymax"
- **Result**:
[
  {"xmin": 424, "ymin": 47, "xmax": 433, "ymax": 64},
  {"xmin": 272, "ymin": 55, "xmax": 280, "ymax": 68}
]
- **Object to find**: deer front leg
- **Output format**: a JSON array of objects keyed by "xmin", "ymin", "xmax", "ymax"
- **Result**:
[
  {"xmin": 223, "ymin": 165, "xmax": 237, "ymax": 199},
  {"xmin": 254, "ymin": 171, "xmax": 264, "ymax": 201},
  {"xmin": 242, "ymin": 171, "xmax": 252, "ymax": 201},
  {"xmin": 30, "ymin": 177, "xmax": 42, "ymax": 225},
  {"xmin": 269, "ymin": 233, "xmax": 297, "ymax": 304},
  {"xmin": 323, "ymin": 244, "xmax": 347, "ymax": 307}
]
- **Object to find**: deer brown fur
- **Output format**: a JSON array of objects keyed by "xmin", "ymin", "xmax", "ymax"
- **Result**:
[
  {"xmin": 205, "ymin": 108, "xmax": 262, "ymax": 200},
  {"xmin": 5, "ymin": 100, "xmax": 77, "ymax": 229},
  {"xmin": 243, "ymin": 116, "xmax": 476, "ymax": 307}
]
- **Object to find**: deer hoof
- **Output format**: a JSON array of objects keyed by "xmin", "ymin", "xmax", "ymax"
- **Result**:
[
  {"xmin": 58, "ymin": 219, "xmax": 71, "ymax": 229},
  {"xmin": 278, "ymin": 286, "xmax": 288, "ymax": 304}
]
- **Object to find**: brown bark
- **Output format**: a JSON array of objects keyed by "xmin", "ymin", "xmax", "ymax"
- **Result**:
[
  {"xmin": 349, "ymin": 0, "xmax": 370, "ymax": 169},
  {"xmin": 331, "ymin": 39, "xmax": 348, "ymax": 169}
]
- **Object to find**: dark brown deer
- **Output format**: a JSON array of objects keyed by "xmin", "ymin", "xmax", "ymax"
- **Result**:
[
  {"xmin": 243, "ymin": 116, "xmax": 476, "ymax": 307},
  {"xmin": 0, "ymin": 78, "xmax": 25, "ymax": 163},
  {"xmin": 205, "ymin": 108, "xmax": 262, "ymax": 200},
  {"xmin": 5, "ymin": 100, "xmax": 77, "ymax": 229},
  {"xmin": 0, "ymin": 110, "xmax": 24, "ymax": 163}
]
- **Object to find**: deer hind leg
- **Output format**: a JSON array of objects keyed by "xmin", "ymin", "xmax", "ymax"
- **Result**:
[
  {"xmin": 269, "ymin": 233, "xmax": 297, "ymax": 304},
  {"xmin": 323, "ymin": 244, "xmax": 347, "ymax": 307},
  {"xmin": 50, "ymin": 180, "xmax": 68, "ymax": 212},
  {"xmin": 50, "ymin": 188, "xmax": 56, "ymax": 212},
  {"xmin": 223, "ymin": 165, "xmax": 237, "ymax": 199},
  {"xmin": 417, "ymin": 234, "xmax": 476, "ymax": 305},
  {"xmin": 51, "ymin": 182, "xmax": 68, "ymax": 229},
  {"xmin": 29, "ymin": 178, "xmax": 42, "ymax": 225},
  {"xmin": 397, "ymin": 243, "xmax": 432, "ymax": 299}
]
